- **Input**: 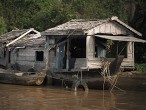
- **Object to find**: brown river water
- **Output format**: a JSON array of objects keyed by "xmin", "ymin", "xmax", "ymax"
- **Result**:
[{"xmin": 0, "ymin": 83, "xmax": 146, "ymax": 110}]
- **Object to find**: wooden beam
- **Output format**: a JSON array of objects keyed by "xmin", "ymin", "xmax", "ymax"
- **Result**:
[{"xmin": 6, "ymin": 28, "xmax": 40, "ymax": 47}]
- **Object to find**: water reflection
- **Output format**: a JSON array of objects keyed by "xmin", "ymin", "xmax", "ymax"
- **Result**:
[{"xmin": 0, "ymin": 84, "xmax": 146, "ymax": 110}]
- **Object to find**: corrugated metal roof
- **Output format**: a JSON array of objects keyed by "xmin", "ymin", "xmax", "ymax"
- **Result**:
[{"xmin": 95, "ymin": 35, "xmax": 146, "ymax": 43}]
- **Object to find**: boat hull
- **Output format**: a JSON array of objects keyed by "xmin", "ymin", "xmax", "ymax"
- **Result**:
[
  {"xmin": 47, "ymin": 71, "xmax": 117, "ymax": 90},
  {"xmin": 0, "ymin": 69, "xmax": 46, "ymax": 86},
  {"xmin": 51, "ymin": 77, "xmax": 116, "ymax": 90}
]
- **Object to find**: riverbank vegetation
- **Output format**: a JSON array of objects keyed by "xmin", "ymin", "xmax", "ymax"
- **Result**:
[
  {"xmin": 0, "ymin": 0, "xmax": 146, "ymax": 63},
  {"xmin": 135, "ymin": 64, "xmax": 146, "ymax": 72}
]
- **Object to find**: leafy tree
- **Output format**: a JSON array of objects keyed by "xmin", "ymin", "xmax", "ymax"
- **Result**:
[
  {"xmin": 0, "ymin": 17, "xmax": 7, "ymax": 35},
  {"xmin": 129, "ymin": 0, "xmax": 146, "ymax": 63},
  {"xmin": 0, "ymin": 2, "xmax": 7, "ymax": 35}
]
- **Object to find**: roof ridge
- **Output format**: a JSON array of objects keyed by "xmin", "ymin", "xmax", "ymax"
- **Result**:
[{"xmin": 70, "ymin": 19, "xmax": 108, "ymax": 22}]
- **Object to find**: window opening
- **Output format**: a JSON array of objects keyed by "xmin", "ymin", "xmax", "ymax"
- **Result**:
[
  {"xmin": 106, "ymin": 41, "xmax": 127, "ymax": 58},
  {"xmin": 36, "ymin": 51, "xmax": 44, "ymax": 61}
]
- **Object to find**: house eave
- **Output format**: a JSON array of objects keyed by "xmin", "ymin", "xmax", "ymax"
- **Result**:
[{"xmin": 41, "ymin": 29, "xmax": 85, "ymax": 36}]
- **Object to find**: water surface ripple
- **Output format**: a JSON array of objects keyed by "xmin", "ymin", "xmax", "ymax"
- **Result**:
[{"xmin": 0, "ymin": 84, "xmax": 146, "ymax": 110}]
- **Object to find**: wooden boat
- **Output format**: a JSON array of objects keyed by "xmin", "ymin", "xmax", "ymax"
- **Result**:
[
  {"xmin": 47, "ymin": 56, "xmax": 124, "ymax": 91},
  {"xmin": 0, "ymin": 68, "xmax": 46, "ymax": 86}
]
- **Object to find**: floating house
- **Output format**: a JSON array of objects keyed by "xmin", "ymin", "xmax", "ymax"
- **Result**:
[
  {"xmin": 0, "ymin": 28, "xmax": 46, "ymax": 72},
  {"xmin": 41, "ymin": 16, "xmax": 146, "ymax": 90},
  {"xmin": 42, "ymin": 16, "xmax": 146, "ymax": 72},
  {"xmin": 0, "ymin": 16, "xmax": 145, "ymax": 90}
]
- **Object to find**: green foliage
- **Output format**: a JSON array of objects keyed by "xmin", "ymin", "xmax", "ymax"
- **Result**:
[
  {"xmin": 0, "ymin": 2, "xmax": 7, "ymax": 35},
  {"xmin": 135, "ymin": 64, "xmax": 146, "ymax": 72},
  {"xmin": 107, "ymin": 40, "xmax": 114, "ymax": 46},
  {"xmin": 106, "ymin": 39, "xmax": 114, "ymax": 53},
  {"xmin": 0, "ymin": 0, "xmax": 40, "ymax": 31},
  {"xmin": 0, "ymin": 0, "xmax": 130, "ymax": 32},
  {"xmin": 0, "ymin": 16, "xmax": 7, "ymax": 35}
]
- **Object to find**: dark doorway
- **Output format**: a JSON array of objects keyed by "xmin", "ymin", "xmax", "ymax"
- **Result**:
[{"xmin": 70, "ymin": 37, "xmax": 86, "ymax": 58}]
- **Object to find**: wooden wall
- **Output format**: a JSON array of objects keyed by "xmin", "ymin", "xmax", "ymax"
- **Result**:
[
  {"xmin": 48, "ymin": 49, "xmax": 56, "ymax": 69},
  {"xmin": 86, "ymin": 21, "xmax": 133, "ymax": 35},
  {"xmin": 121, "ymin": 42, "xmax": 134, "ymax": 68},
  {"xmin": 0, "ymin": 48, "xmax": 10, "ymax": 67},
  {"xmin": 0, "ymin": 49, "xmax": 6, "ymax": 66},
  {"xmin": 86, "ymin": 21, "xmax": 134, "ymax": 69},
  {"xmin": 11, "ymin": 47, "xmax": 46, "ymax": 72}
]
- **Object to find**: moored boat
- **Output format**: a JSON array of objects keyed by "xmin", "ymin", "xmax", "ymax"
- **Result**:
[{"xmin": 0, "ymin": 68, "xmax": 46, "ymax": 86}]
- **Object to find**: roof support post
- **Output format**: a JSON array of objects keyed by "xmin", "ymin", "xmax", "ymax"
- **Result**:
[
  {"xmin": 86, "ymin": 35, "xmax": 95, "ymax": 67},
  {"xmin": 45, "ymin": 37, "xmax": 49, "ymax": 70},
  {"xmin": 66, "ymin": 39, "xmax": 69, "ymax": 70},
  {"xmin": 127, "ymin": 41, "xmax": 135, "ymax": 68},
  {"xmin": 133, "ymin": 42, "xmax": 135, "ymax": 68}
]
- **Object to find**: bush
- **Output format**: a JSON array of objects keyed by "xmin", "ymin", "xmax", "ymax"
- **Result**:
[{"xmin": 135, "ymin": 64, "xmax": 146, "ymax": 72}]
